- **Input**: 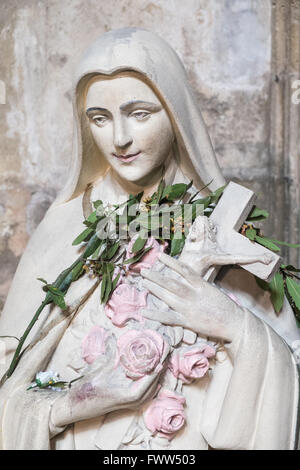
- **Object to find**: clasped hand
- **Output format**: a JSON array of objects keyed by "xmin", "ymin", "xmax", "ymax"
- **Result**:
[
  {"xmin": 140, "ymin": 253, "xmax": 246, "ymax": 343},
  {"xmin": 51, "ymin": 335, "xmax": 166, "ymax": 430}
]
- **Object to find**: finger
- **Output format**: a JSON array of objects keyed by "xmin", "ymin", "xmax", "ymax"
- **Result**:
[
  {"xmin": 140, "ymin": 269, "xmax": 186, "ymax": 295},
  {"xmin": 138, "ymin": 370, "xmax": 161, "ymax": 396},
  {"xmin": 142, "ymin": 279, "xmax": 184, "ymax": 312},
  {"xmin": 158, "ymin": 253, "xmax": 193, "ymax": 280},
  {"xmin": 124, "ymin": 366, "xmax": 161, "ymax": 408},
  {"xmin": 134, "ymin": 359, "xmax": 168, "ymax": 404},
  {"xmin": 141, "ymin": 308, "xmax": 184, "ymax": 327},
  {"xmin": 139, "ymin": 374, "xmax": 162, "ymax": 403},
  {"xmin": 87, "ymin": 337, "xmax": 117, "ymax": 374}
]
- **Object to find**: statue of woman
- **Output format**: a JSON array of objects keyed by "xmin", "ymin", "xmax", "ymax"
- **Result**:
[{"xmin": 0, "ymin": 28, "xmax": 299, "ymax": 450}]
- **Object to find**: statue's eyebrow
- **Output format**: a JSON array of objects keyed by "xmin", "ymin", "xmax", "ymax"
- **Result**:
[
  {"xmin": 119, "ymin": 100, "xmax": 162, "ymax": 112},
  {"xmin": 86, "ymin": 107, "xmax": 109, "ymax": 117}
]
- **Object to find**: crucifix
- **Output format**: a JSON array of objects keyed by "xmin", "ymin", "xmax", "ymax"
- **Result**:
[{"xmin": 204, "ymin": 181, "xmax": 281, "ymax": 283}]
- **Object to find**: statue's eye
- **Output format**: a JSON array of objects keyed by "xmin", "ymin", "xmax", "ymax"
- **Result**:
[
  {"xmin": 131, "ymin": 111, "xmax": 150, "ymax": 121},
  {"xmin": 93, "ymin": 116, "xmax": 107, "ymax": 126}
]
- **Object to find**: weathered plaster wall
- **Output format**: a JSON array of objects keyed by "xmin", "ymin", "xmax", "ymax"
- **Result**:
[{"xmin": 0, "ymin": 0, "xmax": 293, "ymax": 312}]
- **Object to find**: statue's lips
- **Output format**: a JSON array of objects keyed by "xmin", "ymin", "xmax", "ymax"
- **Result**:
[{"xmin": 113, "ymin": 151, "xmax": 141, "ymax": 163}]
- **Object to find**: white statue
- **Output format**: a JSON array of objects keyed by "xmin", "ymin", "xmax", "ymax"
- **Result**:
[{"xmin": 0, "ymin": 28, "xmax": 299, "ymax": 450}]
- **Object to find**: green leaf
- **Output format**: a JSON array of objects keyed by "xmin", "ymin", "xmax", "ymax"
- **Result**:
[
  {"xmin": 112, "ymin": 272, "xmax": 121, "ymax": 291},
  {"xmin": 58, "ymin": 271, "xmax": 74, "ymax": 293},
  {"xmin": 135, "ymin": 191, "xmax": 144, "ymax": 203},
  {"xmin": 49, "ymin": 381, "xmax": 68, "ymax": 389},
  {"xmin": 82, "ymin": 233, "xmax": 103, "ymax": 259},
  {"xmin": 93, "ymin": 200, "xmax": 103, "ymax": 209},
  {"xmin": 245, "ymin": 228, "xmax": 257, "ymax": 241},
  {"xmin": 178, "ymin": 180, "xmax": 193, "ymax": 201},
  {"xmin": 254, "ymin": 276, "xmax": 270, "ymax": 291},
  {"xmin": 96, "ymin": 217, "xmax": 111, "ymax": 238},
  {"xmin": 255, "ymin": 236, "xmax": 280, "ymax": 252},
  {"xmin": 71, "ymin": 261, "xmax": 85, "ymax": 281},
  {"xmin": 210, "ymin": 185, "xmax": 226, "ymax": 204},
  {"xmin": 132, "ymin": 236, "xmax": 147, "ymax": 253},
  {"xmin": 89, "ymin": 240, "xmax": 104, "ymax": 260},
  {"xmin": 265, "ymin": 239, "xmax": 300, "ymax": 248},
  {"xmin": 281, "ymin": 265, "xmax": 300, "ymax": 273},
  {"xmin": 192, "ymin": 197, "xmax": 211, "ymax": 208},
  {"xmin": 106, "ymin": 262, "xmax": 115, "ymax": 273},
  {"xmin": 247, "ymin": 206, "xmax": 269, "ymax": 221},
  {"xmin": 162, "ymin": 183, "xmax": 187, "ymax": 201},
  {"xmin": 46, "ymin": 285, "xmax": 65, "ymax": 297},
  {"xmin": 286, "ymin": 277, "xmax": 300, "ymax": 311},
  {"xmin": 49, "ymin": 292, "xmax": 67, "ymax": 310},
  {"xmin": 161, "ymin": 184, "xmax": 172, "ymax": 199},
  {"xmin": 170, "ymin": 237, "xmax": 185, "ymax": 257},
  {"xmin": 124, "ymin": 246, "xmax": 153, "ymax": 265},
  {"xmin": 104, "ymin": 241, "xmax": 120, "ymax": 260},
  {"xmin": 100, "ymin": 273, "xmax": 107, "ymax": 303},
  {"xmin": 187, "ymin": 180, "xmax": 212, "ymax": 203},
  {"xmin": 100, "ymin": 263, "xmax": 113, "ymax": 304},
  {"xmin": 72, "ymin": 227, "xmax": 94, "ymax": 246},
  {"xmin": 186, "ymin": 180, "xmax": 193, "ymax": 191},
  {"xmin": 155, "ymin": 178, "xmax": 165, "ymax": 204},
  {"xmin": 52, "ymin": 264, "xmax": 76, "ymax": 290},
  {"xmin": 191, "ymin": 197, "xmax": 210, "ymax": 219},
  {"xmin": 85, "ymin": 211, "xmax": 98, "ymax": 224},
  {"xmin": 134, "ymin": 213, "xmax": 161, "ymax": 231},
  {"xmin": 269, "ymin": 272, "xmax": 285, "ymax": 313},
  {"xmin": 103, "ymin": 269, "xmax": 113, "ymax": 304}
]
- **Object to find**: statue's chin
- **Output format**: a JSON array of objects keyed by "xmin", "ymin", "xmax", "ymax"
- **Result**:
[{"xmin": 112, "ymin": 165, "xmax": 163, "ymax": 188}]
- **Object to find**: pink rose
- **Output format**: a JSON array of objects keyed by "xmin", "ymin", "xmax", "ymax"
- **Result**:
[
  {"xmin": 168, "ymin": 344, "xmax": 216, "ymax": 384},
  {"xmin": 105, "ymin": 283, "xmax": 148, "ymax": 327},
  {"xmin": 126, "ymin": 236, "xmax": 168, "ymax": 273},
  {"xmin": 117, "ymin": 329, "xmax": 168, "ymax": 379},
  {"xmin": 144, "ymin": 389, "xmax": 186, "ymax": 439},
  {"xmin": 81, "ymin": 326, "xmax": 108, "ymax": 364}
]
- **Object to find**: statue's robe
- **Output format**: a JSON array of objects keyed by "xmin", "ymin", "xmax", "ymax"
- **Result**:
[{"xmin": 0, "ymin": 177, "xmax": 299, "ymax": 450}]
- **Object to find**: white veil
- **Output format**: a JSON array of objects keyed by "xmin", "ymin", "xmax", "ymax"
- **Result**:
[{"xmin": 54, "ymin": 27, "xmax": 225, "ymax": 206}]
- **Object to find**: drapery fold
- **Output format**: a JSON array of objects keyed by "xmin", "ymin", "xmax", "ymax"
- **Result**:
[
  {"xmin": 201, "ymin": 309, "xmax": 299, "ymax": 450},
  {"xmin": 2, "ymin": 387, "xmax": 56, "ymax": 450}
]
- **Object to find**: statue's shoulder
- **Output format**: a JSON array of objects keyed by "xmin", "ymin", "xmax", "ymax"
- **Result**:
[
  {"xmin": 29, "ymin": 195, "xmax": 84, "ymax": 247},
  {"xmin": 13, "ymin": 194, "xmax": 85, "ymax": 274},
  {"xmin": 0, "ymin": 195, "xmax": 85, "ymax": 327}
]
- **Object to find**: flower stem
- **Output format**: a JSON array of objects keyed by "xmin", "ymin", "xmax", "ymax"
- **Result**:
[{"xmin": 0, "ymin": 297, "xmax": 50, "ymax": 385}]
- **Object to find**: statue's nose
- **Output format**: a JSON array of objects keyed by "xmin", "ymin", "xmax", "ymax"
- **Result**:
[{"xmin": 113, "ymin": 118, "xmax": 133, "ymax": 149}]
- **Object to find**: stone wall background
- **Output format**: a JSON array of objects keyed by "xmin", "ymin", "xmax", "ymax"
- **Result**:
[{"xmin": 0, "ymin": 0, "xmax": 299, "ymax": 313}]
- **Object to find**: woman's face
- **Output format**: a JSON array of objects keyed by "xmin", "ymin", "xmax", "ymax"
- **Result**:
[{"xmin": 85, "ymin": 75, "xmax": 175, "ymax": 185}]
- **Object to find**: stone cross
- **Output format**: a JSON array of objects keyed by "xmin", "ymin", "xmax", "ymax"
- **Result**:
[{"xmin": 205, "ymin": 181, "xmax": 281, "ymax": 283}]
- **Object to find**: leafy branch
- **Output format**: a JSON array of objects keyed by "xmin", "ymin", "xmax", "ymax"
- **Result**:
[
  {"xmin": 241, "ymin": 206, "xmax": 300, "ymax": 320},
  {"xmin": 3, "ymin": 177, "xmax": 299, "ymax": 385},
  {"xmin": 0, "ymin": 180, "xmax": 204, "ymax": 384}
]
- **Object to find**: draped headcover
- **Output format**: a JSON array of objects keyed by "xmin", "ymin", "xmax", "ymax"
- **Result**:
[{"xmin": 55, "ymin": 27, "xmax": 225, "ymax": 205}]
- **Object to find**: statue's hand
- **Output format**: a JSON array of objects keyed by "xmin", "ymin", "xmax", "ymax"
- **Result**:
[
  {"xmin": 50, "ymin": 336, "xmax": 164, "ymax": 430},
  {"xmin": 141, "ymin": 253, "xmax": 246, "ymax": 343}
]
